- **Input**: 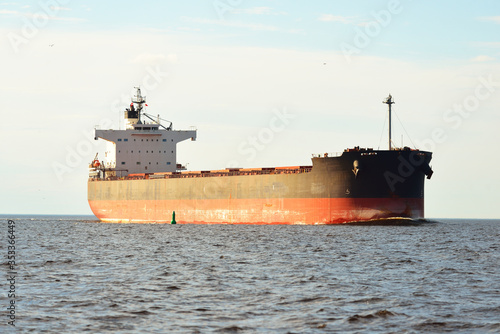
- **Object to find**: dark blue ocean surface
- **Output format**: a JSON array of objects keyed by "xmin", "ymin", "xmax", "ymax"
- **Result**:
[{"xmin": 1, "ymin": 216, "xmax": 499, "ymax": 333}]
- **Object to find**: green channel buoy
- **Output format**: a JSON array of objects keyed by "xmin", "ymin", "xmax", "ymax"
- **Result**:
[{"xmin": 171, "ymin": 211, "xmax": 176, "ymax": 224}]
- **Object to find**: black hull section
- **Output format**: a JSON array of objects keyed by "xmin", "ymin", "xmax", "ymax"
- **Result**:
[{"xmin": 312, "ymin": 149, "xmax": 432, "ymax": 199}]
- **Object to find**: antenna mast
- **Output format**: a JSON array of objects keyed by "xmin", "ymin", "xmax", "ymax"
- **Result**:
[
  {"xmin": 383, "ymin": 94, "xmax": 395, "ymax": 150},
  {"xmin": 132, "ymin": 87, "xmax": 146, "ymax": 124}
]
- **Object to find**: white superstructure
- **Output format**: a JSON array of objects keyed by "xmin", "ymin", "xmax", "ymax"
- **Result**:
[{"xmin": 94, "ymin": 87, "xmax": 196, "ymax": 176}]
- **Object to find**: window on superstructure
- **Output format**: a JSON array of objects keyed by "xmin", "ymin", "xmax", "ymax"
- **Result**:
[
  {"xmin": 137, "ymin": 162, "xmax": 141, "ymax": 165},
  {"xmin": 167, "ymin": 162, "xmax": 171, "ymax": 165},
  {"xmin": 118, "ymin": 139, "xmax": 122, "ymax": 141},
  {"xmin": 124, "ymin": 139, "xmax": 128, "ymax": 141},
  {"xmin": 163, "ymin": 139, "xmax": 166, "ymax": 142},
  {"xmin": 121, "ymin": 162, "xmax": 125, "ymax": 165}
]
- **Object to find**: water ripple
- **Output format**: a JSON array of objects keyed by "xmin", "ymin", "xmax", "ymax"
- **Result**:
[{"xmin": 5, "ymin": 217, "xmax": 500, "ymax": 333}]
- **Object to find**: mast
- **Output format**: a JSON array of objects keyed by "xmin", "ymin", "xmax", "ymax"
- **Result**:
[
  {"xmin": 383, "ymin": 94, "xmax": 394, "ymax": 150},
  {"xmin": 131, "ymin": 87, "xmax": 146, "ymax": 124}
]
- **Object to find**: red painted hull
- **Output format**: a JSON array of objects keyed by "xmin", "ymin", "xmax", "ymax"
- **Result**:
[{"xmin": 88, "ymin": 197, "xmax": 424, "ymax": 224}]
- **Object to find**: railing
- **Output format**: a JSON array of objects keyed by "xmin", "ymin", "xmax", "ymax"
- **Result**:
[
  {"xmin": 312, "ymin": 152, "xmax": 343, "ymax": 158},
  {"xmin": 89, "ymin": 166, "xmax": 313, "ymax": 181},
  {"xmin": 312, "ymin": 147, "xmax": 382, "ymax": 158}
]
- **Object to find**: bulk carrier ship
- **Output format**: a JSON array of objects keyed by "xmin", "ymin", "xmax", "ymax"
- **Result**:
[{"xmin": 88, "ymin": 88, "xmax": 433, "ymax": 224}]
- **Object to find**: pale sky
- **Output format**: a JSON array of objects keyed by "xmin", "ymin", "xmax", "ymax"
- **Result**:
[{"xmin": 1, "ymin": 0, "xmax": 500, "ymax": 218}]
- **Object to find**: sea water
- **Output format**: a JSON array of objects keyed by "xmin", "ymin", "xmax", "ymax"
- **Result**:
[{"xmin": 1, "ymin": 216, "xmax": 499, "ymax": 333}]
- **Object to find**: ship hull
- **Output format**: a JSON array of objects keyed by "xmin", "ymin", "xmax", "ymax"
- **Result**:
[
  {"xmin": 88, "ymin": 197, "xmax": 423, "ymax": 224},
  {"xmin": 88, "ymin": 149, "xmax": 432, "ymax": 224}
]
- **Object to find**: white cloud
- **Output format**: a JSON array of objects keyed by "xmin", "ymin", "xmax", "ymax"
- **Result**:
[
  {"xmin": 0, "ymin": 9, "xmax": 17, "ymax": 14},
  {"xmin": 130, "ymin": 53, "xmax": 178, "ymax": 65},
  {"xmin": 478, "ymin": 16, "xmax": 500, "ymax": 24},
  {"xmin": 22, "ymin": 12, "xmax": 85, "ymax": 22},
  {"xmin": 475, "ymin": 41, "xmax": 500, "ymax": 48},
  {"xmin": 471, "ymin": 55, "xmax": 495, "ymax": 62},
  {"xmin": 180, "ymin": 16, "xmax": 302, "ymax": 34},
  {"xmin": 231, "ymin": 7, "xmax": 287, "ymax": 15},
  {"xmin": 0, "ymin": 4, "xmax": 82, "ymax": 22},
  {"xmin": 177, "ymin": 27, "xmax": 201, "ymax": 32},
  {"xmin": 50, "ymin": 6, "xmax": 71, "ymax": 11},
  {"xmin": 318, "ymin": 14, "xmax": 357, "ymax": 24},
  {"xmin": 318, "ymin": 14, "xmax": 376, "ymax": 27},
  {"xmin": 141, "ymin": 27, "xmax": 172, "ymax": 34},
  {"xmin": 49, "ymin": 16, "xmax": 85, "ymax": 22}
]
